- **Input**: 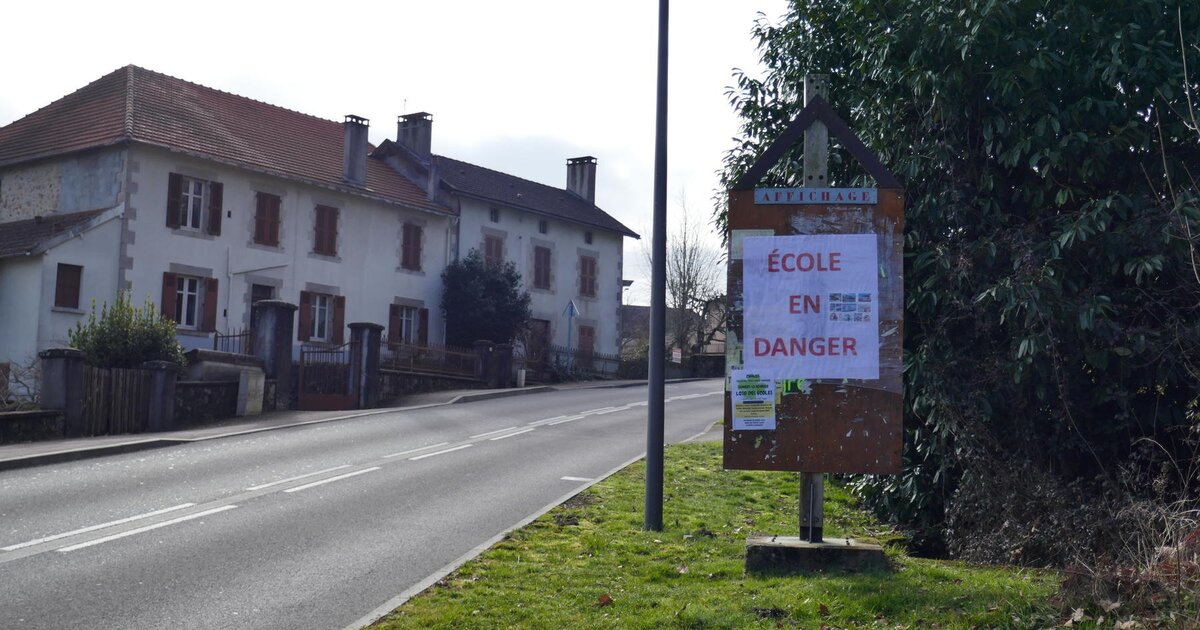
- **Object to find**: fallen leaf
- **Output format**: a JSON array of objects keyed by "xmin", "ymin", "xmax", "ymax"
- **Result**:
[
  {"xmin": 1099, "ymin": 600, "xmax": 1121, "ymax": 613},
  {"xmin": 1071, "ymin": 608, "xmax": 1086, "ymax": 623},
  {"xmin": 676, "ymin": 565, "xmax": 689, "ymax": 574},
  {"xmin": 597, "ymin": 594, "xmax": 614, "ymax": 607},
  {"xmin": 819, "ymin": 603, "xmax": 830, "ymax": 617}
]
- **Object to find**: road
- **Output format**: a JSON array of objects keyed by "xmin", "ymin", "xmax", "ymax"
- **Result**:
[{"xmin": 0, "ymin": 379, "xmax": 723, "ymax": 629}]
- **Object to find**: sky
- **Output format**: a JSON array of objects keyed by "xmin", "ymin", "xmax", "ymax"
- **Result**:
[{"xmin": 0, "ymin": 0, "xmax": 790, "ymax": 306}]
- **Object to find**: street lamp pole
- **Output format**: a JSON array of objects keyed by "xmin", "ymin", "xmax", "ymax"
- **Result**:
[{"xmin": 645, "ymin": 0, "xmax": 669, "ymax": 532}]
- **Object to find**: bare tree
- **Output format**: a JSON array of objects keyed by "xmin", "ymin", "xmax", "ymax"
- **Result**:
[{"xmin": 644, "ymin": 199, "xmax": 726, "ymax": 359}]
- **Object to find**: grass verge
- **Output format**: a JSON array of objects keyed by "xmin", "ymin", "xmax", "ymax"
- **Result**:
[{"xmin": 372, "ymin": 441, "xmax": 1059, "ymax": 629}]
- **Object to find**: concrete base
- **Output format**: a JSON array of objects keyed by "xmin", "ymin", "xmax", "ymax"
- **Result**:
[{"xmin": 745, "ymin": 536, "xmax": 889, "ymax": 575}]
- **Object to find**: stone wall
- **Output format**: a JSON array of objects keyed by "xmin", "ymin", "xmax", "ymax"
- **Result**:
[
  {"xmin": 378, "ymin": 369, "xmax": 482, "ymax": 403},
  {"xmin": 0, "ymin": 410, "xmax": 63, "ymax": 444},
  {"xmin": 174, "ymin": 380, "xmax": 238, "ymax": 426}
]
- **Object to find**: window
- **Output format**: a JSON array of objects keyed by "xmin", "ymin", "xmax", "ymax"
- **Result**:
[
  {"xmin": 484, "ymin": 235, "xmax": 504, "ymax": 266},
  {"xmin": 313, "ymin": 205, "xmax": 339, "ymax": 256},
  {"xmin": 401, "ymin": 223, "xmax": 423, "ymax": 271},
  {"xmin": 298, "ymin": 290, "xmax": 345, "ymax": 343},
  {"xmin": 54, "ymin": 263, "xmax": 82, "ymax": 309},
  {"xmin": 584, "ymin": 230, "xmax": 593, "ymax": 245},
  {"xmin": 534, "ymin": 246, "xmax": 552, "ymax": 290},
  {"xmin": 538, "ymin": 219, "xmax": 548, "ymax": 234},
  {"xmin": 161, "ymin": 272, "xmax": 217, "ymax": 331},
  {"xmin": 166, "ymin": 173, "xmax": 222, "ymax": 235},
  {"xmin": 489, "ymin": 207, "xmax": 500, "ymax": 223},
  {"xmin": 254, "ymin": 193, "xmax": 281, "ymax": 246},
  {"xmin": 250, "ymin": 283, "xmax": 275, "ymax": 305},
  {"xmin": 389, "ymin": 304, "xmax": 429, "ymax": 346},
  {"xmin": 579, "ymin": 255, "xmax": 597, "ymax": 298}
]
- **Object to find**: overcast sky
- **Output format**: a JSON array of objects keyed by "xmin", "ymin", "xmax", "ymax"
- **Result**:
[{"xmin": 1, "ymin": 0, "xmax": 789, "ymax": 305}]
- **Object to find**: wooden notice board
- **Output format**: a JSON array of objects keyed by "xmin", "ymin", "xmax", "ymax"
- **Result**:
[{"xmin": 723, "ymin": 186, "xmax": 905, "ymax": 475}]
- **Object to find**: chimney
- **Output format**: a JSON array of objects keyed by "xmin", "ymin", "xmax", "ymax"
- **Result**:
[
  {"xmin": 342, "ymin": 114, "xmax": 369, "ymax": 186},
  {"xmin": 397, "ymin": 112, "xmax": 433, "ymax": 161},
  {"xmin": 566, "ymin": 156, "xmax": 597, "ymax": 203}
]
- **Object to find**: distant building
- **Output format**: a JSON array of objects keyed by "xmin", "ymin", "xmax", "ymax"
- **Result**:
[{"xmin": 0, "ymin": 66, "xmax": 636, "ymax": 385}]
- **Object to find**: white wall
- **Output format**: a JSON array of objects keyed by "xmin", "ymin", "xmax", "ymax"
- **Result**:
[
  {"xmin": 37, "ymin": 216, "xmax": 123, "ymax": 350},
  {"xmin": 457, "ymin": 197, "xmax": 625, "ymax": 355},
  {"xmin": 125, "ymin": 146, "xmax": 453, "ymax": 351},
  {"xmin": 0, "ymin": 257, "xmax": 42, "ymax": 372}
]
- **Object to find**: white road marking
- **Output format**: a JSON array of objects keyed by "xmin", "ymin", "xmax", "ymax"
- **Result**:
[
  {"xmin": 2, "ymin": 503, "xmax": 197, "ymax": 551},
  {"xmin": 409, "ymin": 444, "xmax": 473, "ymax": 461},
  {"xmin": 560, "ymin": 476, "xmax": 592, "ymax": 482},
  {"xmin": 470, "ymin": 427, "xmax": 518, "ymax": 439},
  {"xmin": 489, "ymin": 428, "xmax": 533, "ymax": 441},
  {"xmin": 245, "ymin": 465, "xmax": 351, "ymax": 491},
  {"xmin": 527, "ymin": 416, "xmax": 565, "ymax": 426},
  {"xmin": 578, "ymin": 407, "xmax": 615, "ymax": 415},
  {"xmin": 283, "ymin": 467, "xmax": 380, "ymax": 493},
  {"xmin": 57, "ymin": 505, "xmax": 238, "ymax": 552},
  {"xmin": 548, "ymin": 415, "xmax": 586, "ymax": 426},
  {"xmin": 382, "ymin": 442, "xmax": 451, "ymax": 459},
  {"xmin": 591, "ymin": 406, "xmax": 627, "ymax": 415}
]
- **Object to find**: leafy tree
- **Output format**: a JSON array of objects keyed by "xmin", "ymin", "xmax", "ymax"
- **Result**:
[
  {"xmin": 719, "ymin": 1, "xmax": 1200, "ymax": 562},
  {"xmin": 441, "ymin": 249, "xmax": 532, "ymax": 347},
  {"xmin": 69, "ymin": 292, "xmax": 186, "ymax": 368}
]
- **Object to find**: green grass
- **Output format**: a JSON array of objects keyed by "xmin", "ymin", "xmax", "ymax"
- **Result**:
[{"xmin": 373, "ymin": 441, "xmax": 1060, "ymax": 629}]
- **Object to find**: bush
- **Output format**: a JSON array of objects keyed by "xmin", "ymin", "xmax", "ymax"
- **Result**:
[{"xmin": 69, "ymin": 292, "xmax": 186, "ymax": 368}]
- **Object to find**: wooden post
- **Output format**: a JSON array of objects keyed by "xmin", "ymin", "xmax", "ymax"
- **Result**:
[{"xmin": 799, "ymin": 73, "xmax": 829, "ymax": 543}]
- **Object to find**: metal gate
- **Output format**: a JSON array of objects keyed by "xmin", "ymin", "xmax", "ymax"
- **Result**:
[{"xmin": 298, "ymin": 342, "xmax": 358, "ymax": 411}]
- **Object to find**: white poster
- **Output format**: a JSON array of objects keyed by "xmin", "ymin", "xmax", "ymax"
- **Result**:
[
  {"xmin": 730, "ymin": 370, "xmax": 776, "ymax": 430},
  {"xmin": 743, "ymin": 234, "xmax": 880, "ymax": 380}
]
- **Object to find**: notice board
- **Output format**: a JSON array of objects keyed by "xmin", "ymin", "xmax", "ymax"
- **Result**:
[{"xmin": 723, "ymin": 187, "xmax": 904, "ymax": 474}]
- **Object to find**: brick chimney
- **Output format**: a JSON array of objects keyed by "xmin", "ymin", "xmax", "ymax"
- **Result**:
[
  {"xmin": 342, "ymin": 115, "xmax": 369, "ymax": 186},
  {"xmin": 566, "ymin": 156, "xmax": 597, "ymax": 203},
  {"xmin": 398, "ymin": 112, "xmax": 433, "ymax": 161}
]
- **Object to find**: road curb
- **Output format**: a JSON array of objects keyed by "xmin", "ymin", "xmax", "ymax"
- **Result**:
[{"xmin": 0, "ymin": 378, "xmax": 718, "ymax": 472}]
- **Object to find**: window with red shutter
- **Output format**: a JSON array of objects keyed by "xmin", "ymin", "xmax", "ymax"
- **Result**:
[
  {"xmin": 314, "ymin": 205, "xmax": 338, "ymax": 256},
  {"xmin": 401, "ymin": 223, "xmax": 422, "ymax": 271},
  {"xmin": 580, "ymin": 256, "xmax": 597, "ymax": 298},
  {"xmin": 534, "ymin": 246, "xmax": 551, "ymax": 290},
  {"xmin": 255, "ymin": 193, "xmax": 281, "ymax": 246},
  {"xmin": 484, "ymin": 235, "xmax": 504, "ymax": 265},
  {"xmin": 54, "ymin": 263, "xmax": 82, "ymax": 309}
]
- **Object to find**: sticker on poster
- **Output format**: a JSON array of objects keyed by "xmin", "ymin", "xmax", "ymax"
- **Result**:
[
  {"xmin": 742, "ymin": 234, "xmax": 880, "ymax": 379},
  {"xmin": 731, "ymin": 370, "xmax": 776, "ymax": 430}
]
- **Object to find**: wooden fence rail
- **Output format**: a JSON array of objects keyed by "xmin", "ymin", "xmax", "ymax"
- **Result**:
[{"xmin": 81, "ymin": 365, "xmax": 151, "ymax": 436}]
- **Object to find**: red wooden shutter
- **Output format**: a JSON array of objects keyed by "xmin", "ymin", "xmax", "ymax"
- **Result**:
[
  {"xmin": 329, "ymin": 208, "xmax": 338, "ymax": 256},
  {"xmin": 203, "ymin": 277, "xmax": 219, "ymax": 332},
  {"xmin": 253, "ymin": 193, "xmax": 266, "ymax": 244},
  {"xmin": 418, "ymin": 308, "xmax": 429, "ymax": 345},
  {"xmin": 414, "ymin": 225, "xmax": 422, "ymax": 270},
  {"xmin": 298, "ymin": 291, "xmax": 312, "ymax": 341},
  {"xmin": 332, "ymin": 295, "xmax": 346, "ymax": 344},
  {"xmin": 166, "ymin": 173, "xmax": 182, "ymax": 228},
  {"xmin": 268, "ymin": 195, "xmax": 281, "ymax": 246},
  {"xmin": 207, "ymin": 182, "xmax": 223, "ymax": 236},
  {"xmin": 161, "ymin": 272, "xmax": 178, "ymax": 321},
  {"xmin": 388, "ymin": 304, "xmax": 401, "ymax": 346}
]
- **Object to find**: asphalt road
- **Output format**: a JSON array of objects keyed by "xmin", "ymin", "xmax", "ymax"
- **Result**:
[{"xmin": 0, "ymin": 379, "xmax": 724, "ymax": 630}]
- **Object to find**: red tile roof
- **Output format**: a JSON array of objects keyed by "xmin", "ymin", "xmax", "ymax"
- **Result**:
[
  {"xmin": 0, "ymin": 66, "xmax": 449, "ymax": 215},
  {"xmin": 0, "ymin": 209, "xmax": 109, "ymax": 259}
]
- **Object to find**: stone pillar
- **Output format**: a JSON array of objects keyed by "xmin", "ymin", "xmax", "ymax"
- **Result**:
[
  {"xmin": 474, "ymin": 340, "xmax": 493, "ymax": 384},
  {"xmin": 348, "ymin": 322, "xmax": 384, "ymax": 409},
  {"xmin": 39, "ymin": 348, "xmax": 84, "ymax": 437},
  {"xmin": 252, "ymin": 299, "xmax": 298, "ymax": 409},
  {"xmin": 493, "ymin": 343, "xmax": 513, "ymax": 389},
  {"xmin": 142, "ymin": 360, "xmax": 179, "ymax": 432}
]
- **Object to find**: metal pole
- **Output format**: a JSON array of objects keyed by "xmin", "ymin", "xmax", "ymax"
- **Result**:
[{"xmin": 645, "ymin": 0, "xmax": 669, "ymax": 532}]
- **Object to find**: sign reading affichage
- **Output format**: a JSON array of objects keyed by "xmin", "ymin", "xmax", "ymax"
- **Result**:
[
  {"xmin": 755, "ymin": 188, "xmax": 877, "ymax": 205},
  {"xmin": 743, "ymin": 234, "xmax": 880, "ymax": 380}
]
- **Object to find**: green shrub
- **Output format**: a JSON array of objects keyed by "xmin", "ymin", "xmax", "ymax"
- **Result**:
[{"xmin": 69, "ymin": 292, "xmax": 186, "ymax": 368}]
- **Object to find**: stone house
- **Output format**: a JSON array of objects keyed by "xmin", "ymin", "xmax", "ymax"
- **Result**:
[{"xmin": 0, "ymin": 66, "xmax": 635, "ymax": 389}]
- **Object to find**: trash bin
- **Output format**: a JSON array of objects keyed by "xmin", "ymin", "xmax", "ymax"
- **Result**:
[{"xmin": 516, "ymin": 369, "xmax": 526, "ymax": 388}]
